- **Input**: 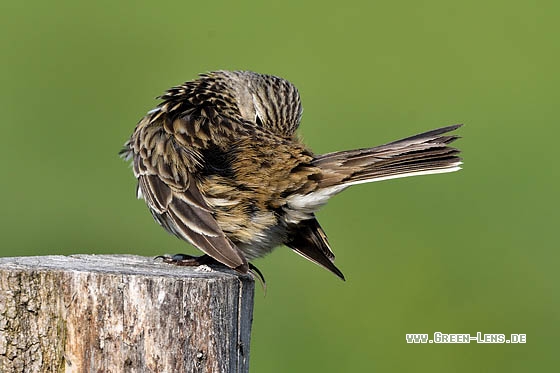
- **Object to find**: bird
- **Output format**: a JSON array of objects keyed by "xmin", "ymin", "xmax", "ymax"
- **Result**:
[{"xmin": 120, "ymin": 70, "xmax": 462, "ymax": 281}]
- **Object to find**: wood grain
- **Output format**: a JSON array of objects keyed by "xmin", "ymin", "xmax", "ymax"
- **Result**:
[{"xmin": 0, "ymin": 254, "xmax": 254, "ymax": 373}]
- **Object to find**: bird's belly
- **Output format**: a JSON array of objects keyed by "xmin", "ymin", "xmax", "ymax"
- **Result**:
[
  {"xmin": 236, "ymin": 224, "xmax": 288, "ymax": 260},
  {"xmin": 206, "ymin": 195, "xmax": 288, "ymax": 259}
]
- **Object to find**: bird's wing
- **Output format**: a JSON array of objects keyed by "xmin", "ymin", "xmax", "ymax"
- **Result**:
[
  {"xmin": 130, "ymin": 116, "xmax": 249, "ymax": 273},
  {"xmin": 286, "ymin": 217, "xmax": 345, "ymax": 280}
]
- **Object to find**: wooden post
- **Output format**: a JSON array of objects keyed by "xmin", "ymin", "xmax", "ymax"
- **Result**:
[{"xmin": 0, "ymin": 254, "xmax": 255, "ymax": 373}]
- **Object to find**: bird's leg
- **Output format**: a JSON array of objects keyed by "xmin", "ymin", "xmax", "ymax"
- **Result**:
[
  {"xmin": 155, "ymin": 254, "xmax": 266, "ymax": 290},
  {"xmin": 156, "ymin": 253, "xmax": 216, "ymax": 267}
]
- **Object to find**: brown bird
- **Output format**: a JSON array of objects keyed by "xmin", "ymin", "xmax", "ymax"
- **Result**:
[{"xmin": 120, "ymin": 70, "xmax": 462, "ymax": 281}]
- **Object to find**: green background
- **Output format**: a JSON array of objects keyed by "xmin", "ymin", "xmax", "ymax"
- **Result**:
[{"xmin": 1, "ymin": 1, "xmax": 558, "ymax": 371}]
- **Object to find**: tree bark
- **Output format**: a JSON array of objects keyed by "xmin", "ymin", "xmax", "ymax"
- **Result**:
[{"xmin": 0, "ymin": 254, "xmax": 255, "ymax": 373}]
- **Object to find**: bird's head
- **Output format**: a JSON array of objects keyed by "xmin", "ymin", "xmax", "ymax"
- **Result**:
[{"xmin": 200, "ymin": 71, "xmax": 303, "ymax": 136}]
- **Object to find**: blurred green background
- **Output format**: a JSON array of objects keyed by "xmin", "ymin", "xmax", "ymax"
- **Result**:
[{"xmin": 1, "ymin": 0, "xmax": 558, "ymax": 371}]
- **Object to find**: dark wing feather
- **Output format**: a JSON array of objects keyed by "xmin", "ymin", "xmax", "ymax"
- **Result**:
[
  {"xmin": 286, "ymin": 218, "xmax": 345, "ymax": 280},
  {"xmin": 129, "ymin": 112, "xmax": 249, "ymax": 273}
]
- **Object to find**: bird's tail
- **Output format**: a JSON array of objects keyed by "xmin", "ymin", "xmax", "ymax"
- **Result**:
[{"xmin": 313, "ymin": 124, "xmax": 462, "ymax": 191}]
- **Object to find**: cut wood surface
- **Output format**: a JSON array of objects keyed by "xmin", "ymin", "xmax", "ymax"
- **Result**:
[{"xmin": 0, "ymin": 254, "xmax": 255, "ymax": 373}]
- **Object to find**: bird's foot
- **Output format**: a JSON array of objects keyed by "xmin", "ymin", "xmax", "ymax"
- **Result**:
[
  {"xmin": 155, "ymin": 254, "xmax": 266, "ymax": 291},
  {"xmin": 156, "ymin": 253, "xmax": 216, "ymax": 267}
]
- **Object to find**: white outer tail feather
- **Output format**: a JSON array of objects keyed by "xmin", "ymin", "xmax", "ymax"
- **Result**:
[{"xmin": 284, "ymin": 161, "xmax": 462, "ymax": 224}]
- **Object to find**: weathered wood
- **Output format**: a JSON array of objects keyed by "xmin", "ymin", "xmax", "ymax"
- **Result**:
[{"xmin": 0, "ymin": 254, "xmax": 255, "ymax": 373}]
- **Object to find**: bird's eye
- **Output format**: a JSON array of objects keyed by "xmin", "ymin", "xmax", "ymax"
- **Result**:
[{"xmin": 255, "ymin": 114, "xmax": 263, "ymax": 126}]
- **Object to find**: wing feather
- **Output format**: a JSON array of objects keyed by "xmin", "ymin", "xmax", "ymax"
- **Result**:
[
  {"xmin": 130, "ymin": 114, "xmax": 249, "ymax": 273},
  {"xmin": 286, "ymin": 218, "xmax": 345, "ymax": 280}
]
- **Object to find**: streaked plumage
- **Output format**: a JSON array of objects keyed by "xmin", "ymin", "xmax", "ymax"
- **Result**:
[{"xmin": 121, "ymin": 70, "xmax": 462, "ymax": 280}]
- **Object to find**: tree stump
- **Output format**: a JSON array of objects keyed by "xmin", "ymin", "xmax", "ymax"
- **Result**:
[{"xmin": 0, "ymin": 254, "xmax": 255, "ymax": 373}]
